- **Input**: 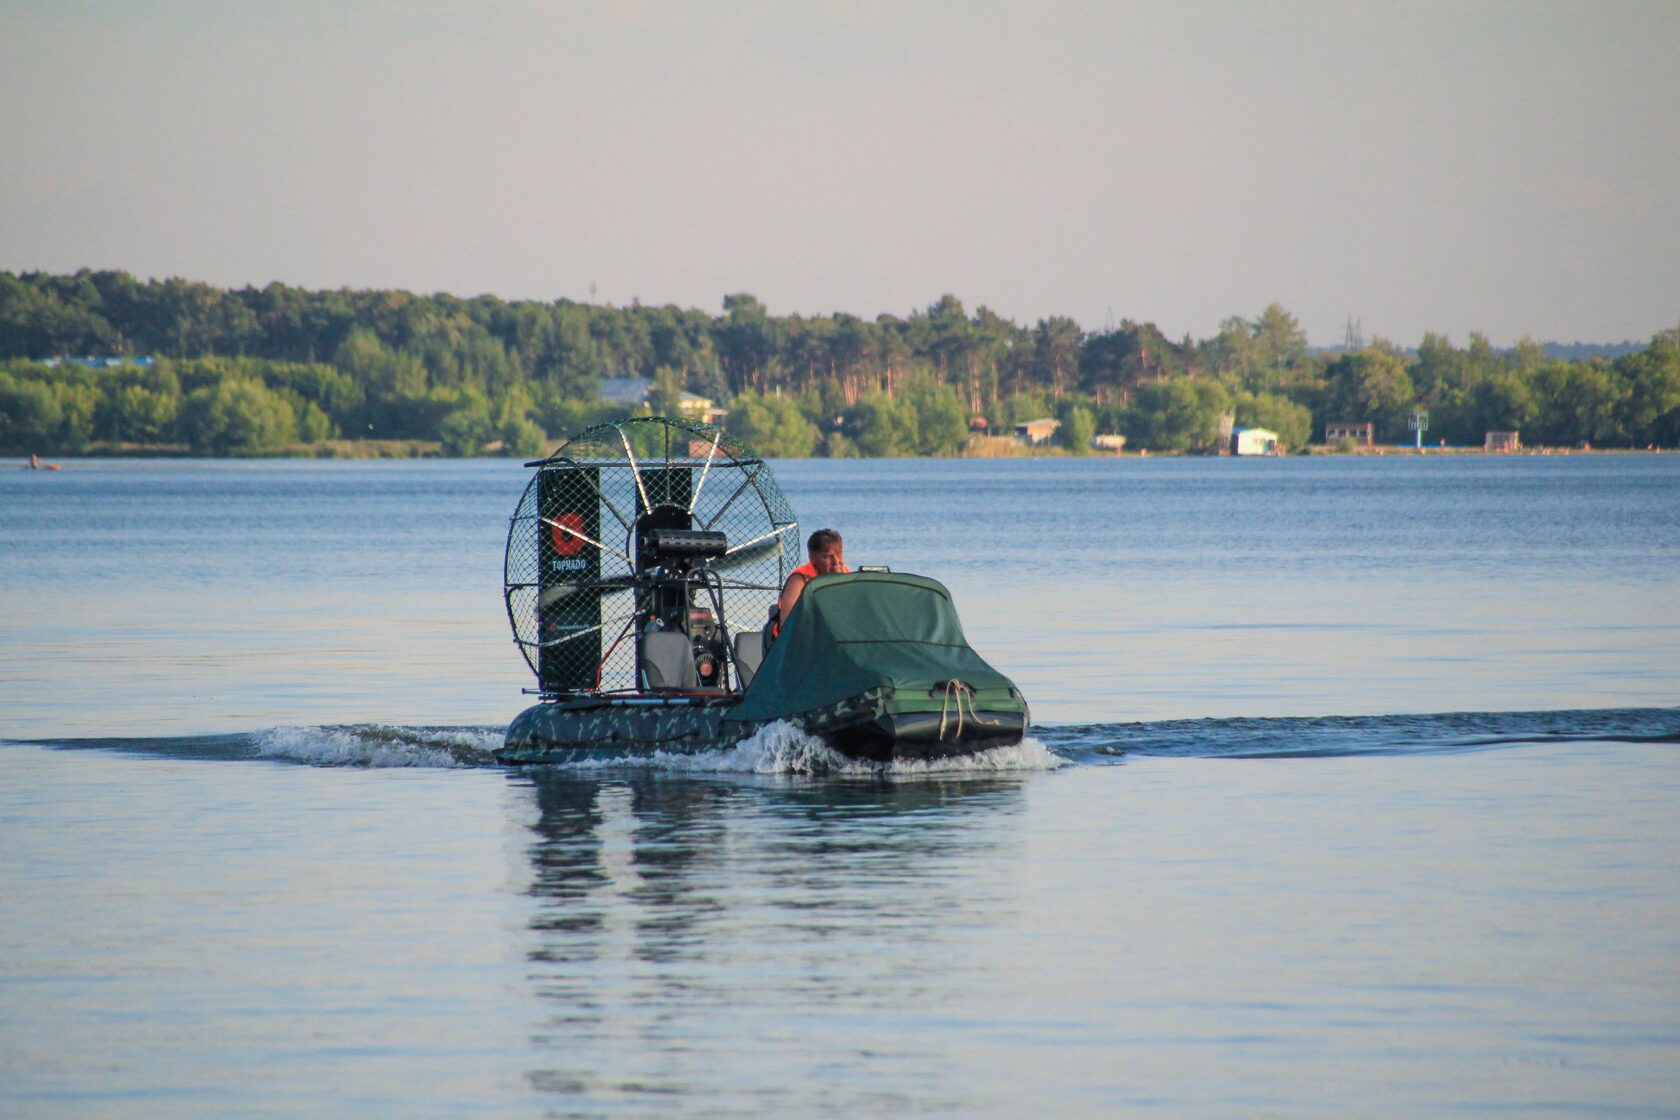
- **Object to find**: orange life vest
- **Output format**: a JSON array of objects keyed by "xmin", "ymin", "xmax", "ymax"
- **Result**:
[
  {"xmin": 769, "ymin": 560, "xmax": 851, "ymax": 638},
  {"xmin": 791, "ymin": 560, "xmax": 849, "ymax": 581}
]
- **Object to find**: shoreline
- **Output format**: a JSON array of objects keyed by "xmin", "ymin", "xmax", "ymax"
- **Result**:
[{"xmin": 13, "ymin": 441, "xmax": 1674, "ymax": 464}]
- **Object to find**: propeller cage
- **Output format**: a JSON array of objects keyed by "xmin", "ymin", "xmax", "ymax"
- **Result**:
[{"xmin": 504, "ymin": 416, "xmax": 799, "ymax": 695}]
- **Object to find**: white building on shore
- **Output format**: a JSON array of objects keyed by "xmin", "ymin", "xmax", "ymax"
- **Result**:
[{"xmin": 1231, "ymin": 427, "xmax": 1281, "ymax": 456}]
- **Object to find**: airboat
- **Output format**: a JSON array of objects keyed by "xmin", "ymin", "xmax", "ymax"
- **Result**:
[{"xmin": 497, "ymin": 416, "xmax": 1029, "ymax": 765}]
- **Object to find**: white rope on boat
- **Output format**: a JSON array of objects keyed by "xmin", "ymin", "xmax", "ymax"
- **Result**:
[
  {"xmin": 938, "ymin": 679, "xmax": 1001, "ymax": 741},
  {"xmin": 938, "ymin": 679, "xmax": 968, "ymax": 741}
]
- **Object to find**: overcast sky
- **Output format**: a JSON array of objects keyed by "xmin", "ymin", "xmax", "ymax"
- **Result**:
[{"xmin": 3, "ymin": 0, "xmax": 1676, "ymax": 346}]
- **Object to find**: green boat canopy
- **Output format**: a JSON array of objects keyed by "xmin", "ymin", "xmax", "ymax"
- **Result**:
[{"xmin": 725, "ymin": 572, "xmax": 1020, "ymax": 724}]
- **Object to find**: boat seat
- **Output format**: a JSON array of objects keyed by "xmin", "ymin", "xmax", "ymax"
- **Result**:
[
  {"xmin": 639, "ymin": 631, "xmax": 698, "ymax": 691},
  {"xmin": 733, "ymin": 630, "xmax": 763, "ymax": 690}
]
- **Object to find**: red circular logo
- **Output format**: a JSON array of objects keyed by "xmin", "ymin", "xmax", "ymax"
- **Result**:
[{"xmin": 550, "ymin": 512, "xmax": 587, "ymax": 556}]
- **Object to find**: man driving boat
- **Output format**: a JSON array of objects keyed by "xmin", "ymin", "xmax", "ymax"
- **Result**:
[{"xmin": 771, "ymin": 528, "xmax": 848, "ymax": 639}]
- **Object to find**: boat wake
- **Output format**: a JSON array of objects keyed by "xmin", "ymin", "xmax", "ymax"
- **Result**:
[
  {"xmin": 1041, "ymin": 705, "xmax": 1680, "ymax": 761},
  {"xmin": 10, "ymin": 706, "xmax": 1675, "ymax": 771},
  {"xmin": 17, "ymin": 725, "xmax": 504, "ymax": 769},
  {"xmin": 252, "ymin": 725, "xmax": 503, "ymax": 768}
]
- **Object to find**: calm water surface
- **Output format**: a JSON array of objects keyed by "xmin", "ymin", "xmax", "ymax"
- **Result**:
[{"xmin": 2, "ymin": 455, "xmax": 1678, "ymax": 1117}]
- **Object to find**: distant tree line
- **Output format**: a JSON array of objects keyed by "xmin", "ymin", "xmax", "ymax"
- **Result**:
[{"xmin": 1, "ymin": 269, "xmax": 1677, "ymax": 457}]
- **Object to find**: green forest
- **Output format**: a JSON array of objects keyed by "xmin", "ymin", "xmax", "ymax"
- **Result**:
[{"xmin": 2, "ymin": 270, "xmax": 1677, "ymax": 457}]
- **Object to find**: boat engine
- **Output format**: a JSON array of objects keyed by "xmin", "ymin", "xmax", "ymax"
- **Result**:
[
  {"xmin": 685, "ymin": 605, "xmax": 723, "ymax": 687},
  {"xmin": 637, "ymin": 521, "xmax": 731, "ymax": 689}
]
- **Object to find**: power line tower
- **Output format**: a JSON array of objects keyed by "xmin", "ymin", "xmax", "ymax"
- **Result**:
[{"xmin": 1343, "ymin": 314, "xmax": 1364, "ymax": 350}]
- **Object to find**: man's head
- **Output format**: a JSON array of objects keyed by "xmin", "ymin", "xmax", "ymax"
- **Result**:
[{"xmin": 806, "ymin": 528, "xmax": 844, "ymax": 574}]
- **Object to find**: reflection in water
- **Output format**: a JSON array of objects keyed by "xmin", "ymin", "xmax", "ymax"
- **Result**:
[{"xmin": 517, "ymin": 770, "xmax": 1026, "ymax": 1115}]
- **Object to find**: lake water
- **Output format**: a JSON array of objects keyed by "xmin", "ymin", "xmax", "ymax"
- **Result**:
[{"xmin": 3, "ymin": 454, "xmax": 1679, "ymax": 1117}]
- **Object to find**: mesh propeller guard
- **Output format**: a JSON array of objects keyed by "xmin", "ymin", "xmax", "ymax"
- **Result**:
[{"xmin": 503, "ymin": 416, "xmax": 800, "ymax": 695}]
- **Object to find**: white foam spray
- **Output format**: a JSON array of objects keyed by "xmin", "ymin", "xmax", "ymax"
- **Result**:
[
  {"xmin": 542, "ymin": 720, "xmax": 1066, "ymax": 776},
  {"xmin": 252, "ymin": 725, "xmax": 502, "ymax": 768}
]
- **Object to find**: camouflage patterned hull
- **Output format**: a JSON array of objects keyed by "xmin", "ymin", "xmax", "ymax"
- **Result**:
[
  {"xmin": 497, "ymin": 691, "xmax": 1028, "ymax": 766},
  {"xmin": 498, "ymin": 697, "xmax": 735, "ymax": 764}
]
